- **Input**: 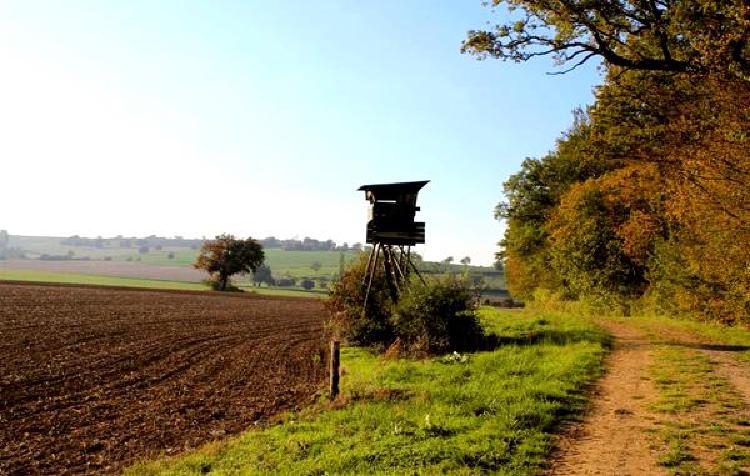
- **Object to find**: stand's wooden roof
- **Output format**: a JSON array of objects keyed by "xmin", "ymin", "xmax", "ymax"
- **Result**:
[{"xmin": 357, "ymin": 181, "xmax": 429, "ymax": 201}]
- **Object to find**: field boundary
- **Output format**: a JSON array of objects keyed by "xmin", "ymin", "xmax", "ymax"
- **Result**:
[{"xmin": 0, "ymin": 279, "xmax": 319, "ymax": 301}]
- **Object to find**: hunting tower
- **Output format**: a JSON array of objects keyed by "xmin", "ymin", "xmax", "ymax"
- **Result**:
[{"xmin": 358, "ymin": 180, "xmax": 428, "ymax": 304}]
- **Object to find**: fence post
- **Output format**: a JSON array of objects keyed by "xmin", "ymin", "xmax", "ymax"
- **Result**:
[{"xmin": 329, "ymin": 339, "xmax": 340, "ymax": 400}]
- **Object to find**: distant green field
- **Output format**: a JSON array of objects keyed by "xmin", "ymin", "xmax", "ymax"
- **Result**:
[
  {"xmin": 0, "ymin": 269, "xmax": 208, "ymax": 291},
  {"xmin": 8, "ymin": 235, "xmax": 361, "ymax": 278},
  {"xmin": 138, "ymin": 248, "xmax": 360, "ymax": 276}
]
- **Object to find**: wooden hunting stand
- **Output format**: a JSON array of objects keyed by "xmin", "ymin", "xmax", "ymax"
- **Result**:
[{"xmin": 359, "ymin": 180, "xmax": 428, "ymax": 306}]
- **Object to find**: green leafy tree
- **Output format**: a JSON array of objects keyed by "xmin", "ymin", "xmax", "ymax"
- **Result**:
[
  {"xmin": 443, "ymin": 256, "xmax": 454, "ymax": 273},
  {"xmin": 194, "ymin": 234, "xmax": 265, "ymax": 291},
  {"xmin": 497, "ymin": 113, "xmax": 610, "ymax": 298},
  {"xmin": 548, "ymin": 169, "xmax": 662, "ymax": 300},
  {"xmin": 493, "ymin": 258, "xmax": 504, "ymax": 272}
]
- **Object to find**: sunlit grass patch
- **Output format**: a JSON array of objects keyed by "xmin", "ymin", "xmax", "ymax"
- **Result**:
[
  {"xmin": 126, "ymin": 308, "xmax": 609, "ymax": 475},
  {"xmin": 650, "ymin": 346, "xmax": 750, "ymax": 475}
]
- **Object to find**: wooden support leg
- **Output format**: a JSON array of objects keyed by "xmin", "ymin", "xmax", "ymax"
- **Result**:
[
  {"xmin": 329, "ymin": 340, "xmax": 340, "ymax": 400},
  {"xmin": 382, "ymin": 245, "xmax": 399, "ymax": 303},
  {"xmin": 362, "ymin": 243, "xmax": 379, "ymax": 313}
]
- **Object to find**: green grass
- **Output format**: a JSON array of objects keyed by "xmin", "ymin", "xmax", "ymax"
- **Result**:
[
  {"xmin": 0, "ymin": 269, "xmax": 208, "ymax": 291},
  {"xmin": 126, "ymin": 308, "xmax": 609, "ymax": 475}
]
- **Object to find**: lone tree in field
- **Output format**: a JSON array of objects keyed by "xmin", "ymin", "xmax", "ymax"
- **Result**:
[{"xmin": 194, "ymin": 234, "xmax": 265, "ymax": 291}]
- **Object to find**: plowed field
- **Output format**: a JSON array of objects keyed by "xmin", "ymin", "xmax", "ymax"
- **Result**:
[{"xmin": 0, "ymin": 282, "xmax": 326, "ymax": 475}]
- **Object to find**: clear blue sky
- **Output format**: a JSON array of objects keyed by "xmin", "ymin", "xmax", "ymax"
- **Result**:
[{"xmin": 0, "ymin": 1, "xmax": 601, "ymax": 265}]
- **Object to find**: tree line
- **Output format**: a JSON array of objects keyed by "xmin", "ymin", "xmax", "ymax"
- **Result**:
[
  {"xmin": 58, "ymin": 234, "xmax": 361, "ymax": 252},
  {"xmin": 0, "ymin": 230, "xmax": 25, "ymax": 260},
  {"xmin": 464, "ymin": 0, "xmax": 750, "ymax": 322}
]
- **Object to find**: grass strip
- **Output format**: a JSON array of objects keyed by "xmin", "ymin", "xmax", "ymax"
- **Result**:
[
  {"xmin": 649, "ymin": 346, "xmax": 750, "ymax": 475},
  {"xmin": 0, "ymin": 269, "xmax": 326, "ymax": 298},
  {"xmin": 127, "ymin": 309, "xmax": 609, "ymax": 475}
]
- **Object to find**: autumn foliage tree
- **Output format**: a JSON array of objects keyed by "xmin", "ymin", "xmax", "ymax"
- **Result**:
[
  {"xmin": 472, "ymin": 0, "xmax": 750, "ymax": 322},
  {"xmin": 194, "ymin": 234, "xmax": 265, "ymax": 291},
  {"xmin": 462, "ymin": 0, "xmax": 750, "ymax": 79}
]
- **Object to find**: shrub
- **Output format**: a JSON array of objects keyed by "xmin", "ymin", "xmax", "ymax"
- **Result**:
[
  {"xmin": 327, "ymin": 256, "xmax": 483, "ymax": 355},
  {"xmin": 301, "ymin": 279, "xmax": 315, "ymax": 290},
  {"xmin": 203, "ymin": 279, "xmax": 242, "ymax": 292},
  {"xmin": 391, "ymin": 277, "xmax": 482, "ymax": 355},
  {"xmin": 325, "ymin": 253, "xmax": 394, "ymax": 347}
]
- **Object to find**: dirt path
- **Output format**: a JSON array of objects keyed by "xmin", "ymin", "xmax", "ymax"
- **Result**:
[
  {"xmin": 549, "ymin": 317, "xmax": 750, "ymax": 475},
  {"xmin": 548, "ymin": 320, "xmax": 664, "ymax": 476}
]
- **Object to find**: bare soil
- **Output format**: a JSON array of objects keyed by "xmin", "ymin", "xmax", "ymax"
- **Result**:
[{"xmin": 0, "ymin": 283, "xmax": 326, "ymax": 475}]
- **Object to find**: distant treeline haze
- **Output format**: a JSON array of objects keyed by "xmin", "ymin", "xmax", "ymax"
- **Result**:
[{"xmin": 57, "ymin": 234, "xmax": 364, "ymax": 252}]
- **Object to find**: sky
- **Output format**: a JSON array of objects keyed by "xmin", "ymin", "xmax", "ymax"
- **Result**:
[{"xmin": 0, "ymin": 1, "xmax": 601, "ymax": 265}]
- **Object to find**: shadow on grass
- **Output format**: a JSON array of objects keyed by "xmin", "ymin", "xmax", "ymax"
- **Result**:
[
  {"xmin": 659, "ymin": 341, "xmax": 750, "ymax": 352},
  {"xmin": 478, "ymin": 329, "xmax": 612, "ymax": 351}
]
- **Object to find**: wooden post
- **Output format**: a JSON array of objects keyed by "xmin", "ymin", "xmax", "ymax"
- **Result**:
[{"xmin": 329, "ymin": 340, "xmax": 340, "ymax": 400}]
